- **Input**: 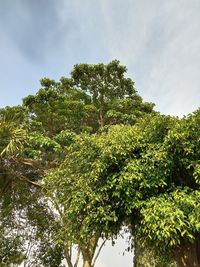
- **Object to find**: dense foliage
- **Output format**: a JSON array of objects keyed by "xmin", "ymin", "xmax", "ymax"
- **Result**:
[
  {"xmin": 0, "ymin": 61, "xmax": 199, "ymax": 267},
  {"xmin": 46, "ymin": 111, "xmax": 200, "ymax": 266}
]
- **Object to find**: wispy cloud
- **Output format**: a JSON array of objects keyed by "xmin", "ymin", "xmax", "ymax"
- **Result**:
[
  {"xmin": 0, "ymin": 0, "xmax": 199, "ymax": 114},
  {"xmin": 96, "ymin": 0, "xmax": 200, "ymax": 115}
]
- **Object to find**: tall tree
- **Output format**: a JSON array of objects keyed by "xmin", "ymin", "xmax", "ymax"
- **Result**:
[
  {"xmin": 71, "ymin": 60, "xmax": 154, "ymax": 129},
  {"xmin": 1, "ymin": 60, "xmax": 155, "ymax": 266},
  {"xmin": 23, "ymin": 60, "xmax": 154, "ymax": 135},
  {"xmin": 46, "ymin": 111, "xmax": 200, "ymax": 267}
]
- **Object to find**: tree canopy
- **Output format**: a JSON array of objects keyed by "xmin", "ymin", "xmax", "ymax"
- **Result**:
[
  {"xmin": 45, "ymin": 111, "xmax": 200, "ymax": 266},
  {"xmin": 0, "ymin": 60, "xmax": 199, "ymax": 267}
]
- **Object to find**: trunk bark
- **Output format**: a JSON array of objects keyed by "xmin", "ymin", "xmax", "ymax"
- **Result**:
[
  {"xmin": 175, "ymin": 240, "xmax": 200, "ymax": 267},
  {"xmin": 83, "ymin": 259, "xmax": 92, "ymax": 267},
  {"xmin": 81, "ymin": 235, "xmax": 99, "ymax": 267},
  {"xmin": 82, "ymin": 249, "xmax": 93, "ymax": 267}
]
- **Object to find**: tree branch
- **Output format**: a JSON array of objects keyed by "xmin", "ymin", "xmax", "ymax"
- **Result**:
[
  {"xmin": 64, "ymin": 247, "xmax": 74, "ymax": 267},
  {"xmin": 92, "ymin": 240, "xmax": 106, "ymax": 267},
  {"xmin": 74, "ymin": 247, "xmax": 81, "ymax": 267}
]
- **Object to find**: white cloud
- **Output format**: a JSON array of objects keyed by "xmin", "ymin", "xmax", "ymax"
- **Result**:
[
  {"xmin": 96, "ymin": 0, "xmax": 200, "ymax": 115},
  {"xmin": 1, "ymin": 0, "xmax": 199, "ymax": 115},
  {"xmin": 143, "ymin": 0, "xmax": 200, "ymax": 115}
]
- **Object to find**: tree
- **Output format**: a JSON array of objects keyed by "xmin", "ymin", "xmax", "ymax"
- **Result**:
[
  {"xmin": 2, "ymin": 64, "xmax": 200, "ymax": 266},
  {"xmin": 23, "ymin": 60, "xmax": 154, "ymax": 135},
  {"xmin": 1, "ymin": 60, "xmax": 156, "ymax": 266},
  {"xmin": 46, "ymin": 111, "xmax": 200, "ymax": 267},
  {"xmin": 0, "ymin": 107, "xmax": 64, "ymax": 266},
  {"xmin": 71, "ymin": 60, "xmax": 154, "ymax": 129},
  {"xmin": 23, "ymin": 83, "xmax": 86, "ymax": 136},
  {"xmin": 133, "ymin": 236, "xmax": 177, "ymax": 267},
  {"xmin": 137, "ymin": 110, "xmax": 200, "ymax": 266},
  {"xmin": 21, "ymin": 61, "xmax": 154, "ymax": 266}
]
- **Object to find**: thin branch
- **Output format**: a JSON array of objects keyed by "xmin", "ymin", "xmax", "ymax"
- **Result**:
[
  {"xmin": 92, "ymin": 240, "xmax": 106, "ymax": 267},
  {"xmin": 19, "ymin": 175, "xmax": 43, "ymax": 188},
  {"xmin": 64, "ymin": 247, "xmax": 74, "ymax": 267},
  {"xmin": 26, "ymin": 229, "xmax": 34, "ymax": 258},
  {"xmin": 69, "ymin": 245, "xmax": 72, "ymax": 259},
  {"xmin": 48, "ymin": 196, "xmax": 63, "ymax": 220},
  {"xmin": 74, "ymin": 247, "xmax": 81, "ymax": 267}
]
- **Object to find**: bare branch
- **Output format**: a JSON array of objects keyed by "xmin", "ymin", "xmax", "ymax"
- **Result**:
[
  {"xmin": 74, "ymin": 247, "xmax": 81, "ymax": 267},
  {"xmin": 92, "ymin": 240, "xmax": 106, "ymax": 267},
  {"xmin": 64, "ymin": 247, "xmax": 74, "ymax": 267}
]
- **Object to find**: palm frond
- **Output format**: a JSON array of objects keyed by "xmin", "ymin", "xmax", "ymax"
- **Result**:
[{"xmin": 0, "ymin": 117, "xmax": 27, "ymax": 157}]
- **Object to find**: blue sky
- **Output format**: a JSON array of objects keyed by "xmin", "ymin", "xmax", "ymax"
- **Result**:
[
  {"xmin": 1, "ymin": 1, "xmax": 200, "ymax": 265},
  {"xmin": 0, "ymin": 0, "xmax": 200, "ymax": 116}
]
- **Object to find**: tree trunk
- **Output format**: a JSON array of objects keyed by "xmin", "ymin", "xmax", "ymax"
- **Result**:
[
  {"xmin": 81, "ymin": 235, "xmax": 99, "ymax": 267},
  {"xmin": 83, "ymin": 259, "xmax": 92, "ymax": 267},
  {"xmin": 175, "ymin": 240, "xmax": 200, "ymax": 267},
  {"xmin": 82, "ymin": 249, "xmax": 93, "ymax": 267}
]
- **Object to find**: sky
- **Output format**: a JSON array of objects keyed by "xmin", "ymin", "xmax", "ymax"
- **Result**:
[
  {"xmin": 1, "ymin": 0, "xmax": 200, "ymax": 266},
  {"xmin": 0, "ymin": 0, "xmax": 200, "ymax": 116}
]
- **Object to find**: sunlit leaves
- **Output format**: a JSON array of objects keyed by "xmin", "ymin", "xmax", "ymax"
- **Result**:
[
  {"xmin": 0, "ymin": 115, "xmax": 27, "ymax": 157},
  {"xmin": 45, "ymin": 110, "xmax": 200, "ymax": 261},
  {"xmin": 140, "ymin": 189, "xmax": 200, "ymax": 247}
]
